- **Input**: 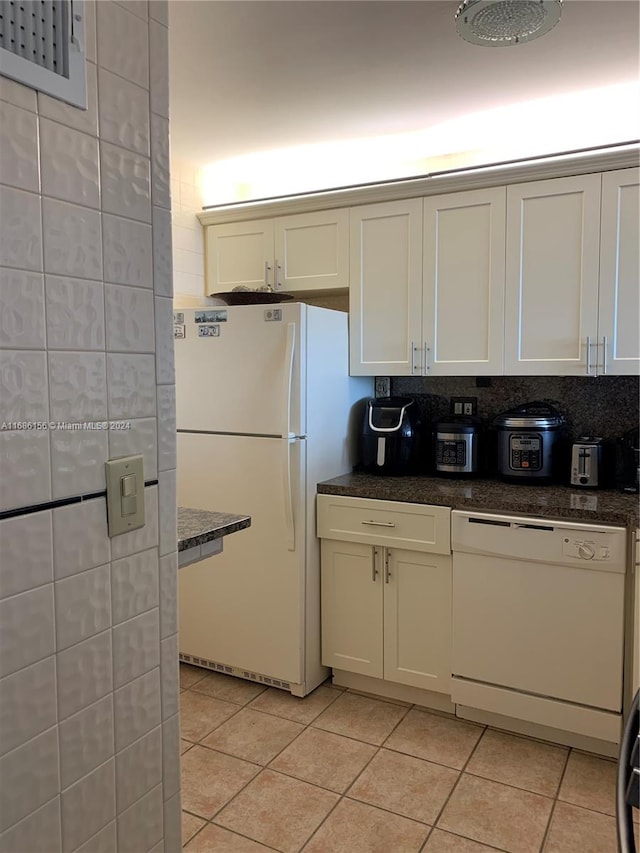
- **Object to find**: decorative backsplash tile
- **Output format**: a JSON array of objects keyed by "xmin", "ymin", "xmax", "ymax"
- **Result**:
[
  {"xmin": 0, "ymin": 585, "xmax": 55, "ymax": 679},
  {"xmin": 50, "ymin": 427, "xmax": 109, "ymax": 499},
  {"xmin": 39, "ymin": 120, "xmax": 101, "ymax": 209},
  {"xmin": 0, "ymin": 510, "xmax": 53, "ymax": 600},
  {"xmin": 53, "ymin": 498, "xmax": 111, "ymax": 581},
  {"xmin": 48, "ymin": 351, "xmax": 108, "ymax": 423},
  {"xmin": 54, "ymin": 564, "xmax": 111, "ymax": 651},
  {"xmin": 0, "ymin": 350, "xmax": 49, "ymax": 423},
  {"xmin": 38, "ymin": 62, "xmax": 99, "ymax": 138},
  {"xmin": 108, "ymin": 417, "xmax": 158, "ymax": 481},
  {"xmin": 112, "ymin": 609, "xmax": 160, "ymax": 689},
  {"xmin": 45, "ymin": 276, "xmax": 105, "ymax": 351},
  {"xmin": 102, "ymin": 215, "xmax": 153, "ymax": 288},
  {"xmin": 96, "ymin": 1, "xmax": 149, "ymax": 90},
  {"xmin": 104, "ymin": 284, "xmax": 155, "ymax": 353},
  {"xmin": 111, "ymin": 548, "xmax": 159, "ymax": 625},
  {"xmin": 100, "ymin": 142, "xmax": 151, "ymax": 224},
  {"xmin": 149, "ymin": 21, "xmax": 169, "ymax": 119},
  {"xmin": 42, "ymin": 198, "xmax": 103, "ymax": 281},
  {"xmin": 60, "ymin": 757, "xmax": 116, "ymax": 853},
  {"xmin": 115, "ymin": 726, "xmax": 162, "ymax": 813},
  {"xmin": 0, "ymin": 186, "xmax": 42, "ymax": 271},
  {"xmin": 56, "ymin": 629, "xmax": 113, "ymax": 721},
  {"xmin": 0, "ymin": 269, "xmax": 46, "ymax": 350},
  {"xmin": 97, "ymin": 68, "xmax": 150, "ymax": 156},
  {"xmin": 0, "ymin": 101, "xmax": 39, "ymax": 193},
  {"xmin": 106, "ymin": 353, "xmax": 157, "ymax": 419},
  {"xmin": 113, "ymin": 668, "xmax": 161, "ymax": 752},
  {"xmin": 152, "ymin": 205, "xmax": 173, "ymax": 297},
  {"xmin": 0, "ymin": 727, "xmax": 59, "ymax": 833},
  {"xmin": 155, "ymin": 296, "xmax": 175, "ymax": 384},
  {"xmin": 150, "ymin": 114, "xmax": 170, "ymax": 210},
  {"xmin": 58, "ymin": 695, "xmax": 114, "ymax": 792},
  {"xmin": 0, "ymin": 430, "xmax": 51, "ymax": 512},
  {"xmin": 0, "ymin": 4, "xmax": 176, "ymax": 845},
  {"xmin": 0, "ymin": 658, "xmax": 57, "ymax": 756}
]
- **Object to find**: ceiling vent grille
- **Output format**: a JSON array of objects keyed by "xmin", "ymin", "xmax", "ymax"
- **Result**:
[{"xmin": 0, "ymin": 0, "xmax": 86, "ymax": 108}]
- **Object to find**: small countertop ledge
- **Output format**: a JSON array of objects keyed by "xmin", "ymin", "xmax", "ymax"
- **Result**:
[{"xmin": 177, "ymin": 507, "xmax": 251, "ymax": 567}]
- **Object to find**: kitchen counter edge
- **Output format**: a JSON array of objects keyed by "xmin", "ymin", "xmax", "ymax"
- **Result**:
[
  {"xmin": 178, "ymin": 506, "xmax": 251, "ymax": 552},
  {"xmin": 316, "ymin": 474, "xmax": 639, "ymax": 528}
]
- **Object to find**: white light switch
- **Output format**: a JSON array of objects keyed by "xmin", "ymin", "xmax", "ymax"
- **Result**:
[{"xmin": 105, "ymin": 455, "xmax": 145, "ymax": 536}]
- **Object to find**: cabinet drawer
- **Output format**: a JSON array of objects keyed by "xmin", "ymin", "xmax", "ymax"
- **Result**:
[{"xmin": 317, "ymin": 495, "xmax": 451, "ymax": 554}]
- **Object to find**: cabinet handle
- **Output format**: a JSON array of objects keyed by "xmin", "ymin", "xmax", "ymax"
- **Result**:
[
  {"xmin": 264, "ymin": 261, "xmax": 272, "ymax": 289},
  {"xmin": 424, "ymin": 341, "xmax": 430, "ymax": 373},
  {"xmin": 274, "ymin": 260, "xmax": 282, "ymax": 291},
  {"xmin": 602, "ymin": 336, "xmax": 608, "ymax": 375},
  {"xmin": 410, "ymin": 340, "xmax": 416, "ymax": 374},
  {"xmin": 361, "ymin": 520, "xmax": 396, "ymax": 528},
  {"xmin": 586, "ymin": 336, "xmax": 592, "ymax": 376},
  {"xmin": 372, "ymin": 548, "xmax": 378, "ymax": 582},
  {"xmin": 384, "ymin": 549, "xmax": 391, "ymax": 584}
]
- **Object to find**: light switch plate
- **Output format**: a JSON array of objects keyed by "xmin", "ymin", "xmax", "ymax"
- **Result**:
[{"xmin": 105, "ymin": 455, "xmax": 145, "ymax": 537}]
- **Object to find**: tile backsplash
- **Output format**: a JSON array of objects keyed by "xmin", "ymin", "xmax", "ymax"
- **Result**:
[
  {"xmin": 0, "ymin": 1, "xmax": 179, "ymax": 851},
  {"xmin": 392, "ymin": 375, "xmax": 639, "ymax": 439}
]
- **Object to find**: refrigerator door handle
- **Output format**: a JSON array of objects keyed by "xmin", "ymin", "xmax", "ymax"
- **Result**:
[
  {"xmin": 283, "ymin": 438, "xmax": 295, "ymax": 550},
  {"xmin": 281, "ymin": 322, "xmax": 296, "ymax": 439}
]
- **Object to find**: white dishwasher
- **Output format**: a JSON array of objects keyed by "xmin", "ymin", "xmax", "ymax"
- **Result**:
[{"xmin": 451, "ymin": 510, "xmax": 627, "ymax": 748}]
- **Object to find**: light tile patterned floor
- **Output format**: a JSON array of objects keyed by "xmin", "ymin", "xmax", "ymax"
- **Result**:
[{"xmin": 179, "ymin": 664, "xmax": 638, "ymax": 852}]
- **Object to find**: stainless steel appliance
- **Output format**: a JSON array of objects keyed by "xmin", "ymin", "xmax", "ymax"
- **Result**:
[
  {"xmin": 434, "ymin": 416, "xmax": 481, "ymax": 476},
  {"xmin": 360, "ymin": 397, "xmax": 419, "ymax": 475},
  {"xmin": 494, "ymin": 401, "xmax": 565, "ymax": 483},
  {"xmin": 570, "ymin": 437, "xmax": 612, "ymax": 488}
]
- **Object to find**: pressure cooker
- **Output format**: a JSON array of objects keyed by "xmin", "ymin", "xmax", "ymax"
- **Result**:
[{"xmin": 493, "ymin": 401, "xmax": 565, "ymax": 483}]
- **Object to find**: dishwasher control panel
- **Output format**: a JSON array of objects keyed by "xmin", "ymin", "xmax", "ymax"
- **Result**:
[{"xmin": 562, "ymin": 537, "xmax": 611, "ymax": 561}]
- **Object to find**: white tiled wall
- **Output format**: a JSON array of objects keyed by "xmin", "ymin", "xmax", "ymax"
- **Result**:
[
  {"xmin": 0, "ymin": 1, "xmax": 180, "ymax": 850},
  {"xmin": 170, "ymin": 158, "xmax": 216, "ymax": 308}
]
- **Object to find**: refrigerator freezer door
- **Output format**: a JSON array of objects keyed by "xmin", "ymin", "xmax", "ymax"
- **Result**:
[
  {"xmin": 177, "ymin": 431, "xmax": 306, "ymax": 685},
  {"xmin": 175, "ymin": 304, "xmax": 305, "ymax": 437}
]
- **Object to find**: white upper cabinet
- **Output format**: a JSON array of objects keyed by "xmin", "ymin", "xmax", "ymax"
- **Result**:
[
  {"xmin": 598, "ymin": 168, "xmax": 640, "ymax": 375},
  {"xmin": 274, "ymin": 209, "xmax": 349, "ymax": 292},
  {"xmin": 423, "ymin": 187, "xmax": 506, "ymax": 376},
  {"xmin": 204, "ymin": 210, "xmax": 349, "ymax": 295},
  {"xmin": 206, "ymin": 219, "xmax": 274, "ymax": 293},
  {"xmin": 349, "ymin": 199, "xmax": 423, "ymax": 376},
  {"xmin": 504, "ymin": 174, "xmax": 602, "ymax": 375}
]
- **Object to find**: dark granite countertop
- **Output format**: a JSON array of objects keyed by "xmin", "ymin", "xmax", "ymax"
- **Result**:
[
  {"xmin": 178, "ymin": 507, "xmax": 251, "ymax": 552},
  {"xmin": 317, "ymin": 474, "xmax": 639, "ymax": 528}
]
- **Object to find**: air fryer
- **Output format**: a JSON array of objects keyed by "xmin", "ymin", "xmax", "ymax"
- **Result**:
[{"xmin": 360, "ymin": 397, "xmax": 420, "ymax": 475}]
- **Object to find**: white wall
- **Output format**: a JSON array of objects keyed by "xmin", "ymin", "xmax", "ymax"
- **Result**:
[
  {"xmin": 170, "ymin": 157, "xmax": 215, "ymax": 309},
  {"xmin": 0, "ymin": 1, "xmax": 180, "ymax": 850}
]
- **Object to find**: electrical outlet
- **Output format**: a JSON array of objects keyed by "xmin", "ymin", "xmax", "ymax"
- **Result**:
[
  {"xmin": 375, "ymin": 377, "xmax": 391, "ymax": 398},
  {"xmin": 450, "ymin": 396, "xmax": 477, "ymax": 416}
]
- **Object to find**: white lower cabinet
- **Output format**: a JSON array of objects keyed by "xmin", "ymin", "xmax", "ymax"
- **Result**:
[{"xmin": 318, "ymin": 495, "xmax": 452, "ymax": 695}]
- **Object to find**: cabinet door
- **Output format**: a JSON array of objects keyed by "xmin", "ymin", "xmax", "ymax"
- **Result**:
[
  {"xmin": 205, "ymin": 220, "xmax": 274, "ymax": 294},
  {"xmin": 598, "ymin": 168, "xmax": 640, "ymax": 375},
  {"xmin": 504, "ymin": 175, "xmax": 601, "ymax": 375},
  {"xmin": 423, "ymin": 188, "xmax": 506, "ymax": 376},
  {"xmin": 320, "ymin": 539, "xmax": 383, "ymax": 677},
  {"xmin": 349, "ymin": 199, "xmax": 423, "ymax": 376},
  {"xmin": 273, "ymin": 209, "xmax": 349, "ymax": 292},
  {"xmin": 384, "ymin": 548, "xmax": 451, "ymax": 693}
]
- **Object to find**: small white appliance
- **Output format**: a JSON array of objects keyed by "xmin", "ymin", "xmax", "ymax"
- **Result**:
[{"xmin": 175, "ymin": 303, "xmax": 371, "ymax": 696}]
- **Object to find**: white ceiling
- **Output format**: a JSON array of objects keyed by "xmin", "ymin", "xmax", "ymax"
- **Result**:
[{"xmin": 168, "ymin": 1, "xmax": 639, "ymax": 189}]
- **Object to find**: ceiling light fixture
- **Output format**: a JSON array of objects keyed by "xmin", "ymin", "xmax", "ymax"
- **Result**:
[{"xmin": 455, "ymin": 0, "xmax": 562, "ymax": 46}]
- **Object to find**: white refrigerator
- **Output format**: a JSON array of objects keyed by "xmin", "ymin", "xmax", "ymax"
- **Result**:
[{"xmin": 175, "ymin": 302, "xmax": 371, "ymax": 696}]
